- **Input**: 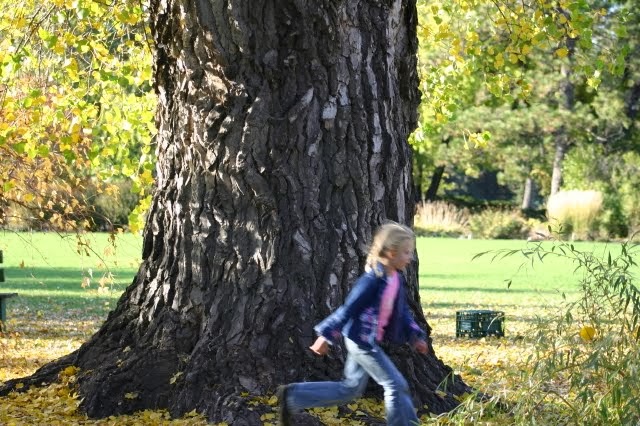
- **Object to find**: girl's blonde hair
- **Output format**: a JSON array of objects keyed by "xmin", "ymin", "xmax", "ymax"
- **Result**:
[{"xmin": 366, "ymin": 221, "xmax": 415, "ymax": 268}]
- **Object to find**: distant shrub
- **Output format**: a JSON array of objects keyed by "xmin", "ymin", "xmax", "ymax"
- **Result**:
[
  {"xmin": 88, "ymin": 180, "xmax": 139, "ymax": 231},
  {"xmin": 599, "ymin": 195, "xmax": 628, "ymax": 240},
  {"xmin": 547, "ymin": 190, "xmax": 603, "ymax": 240},
  {"xmin": 414, "ymin": 201, "xmax": 469, "ymax": 237},
  {"xmin": 468, "ymin": 208, "xmax": 528, "ymax": 239},
  {"xmin": 3, "ymin": 201, "xmax": 90, "ymax": 232},
  {"xmin": 617, "ymin": 152, "xmax": 640, "ymax": 235},
  {"xmin": 3, "ymin": 203, "xmax": 37, "ymax": 231}
]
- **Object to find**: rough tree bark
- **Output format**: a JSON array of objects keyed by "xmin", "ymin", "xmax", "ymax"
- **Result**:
[
  {"xmin": 425, "ymin": 165, "xmax": 445, "ymax": 201},
  {"xmin": 521, "ymin": 176, "xmax": 536, "ymax": 211},
  {"xmin": 1, "ymin": 0, "xmax": 471, "ymax": 423}
]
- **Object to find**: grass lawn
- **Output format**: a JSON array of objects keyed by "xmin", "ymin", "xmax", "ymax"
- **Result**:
[
  {"xmin": 416, "ymin": 238, "xmax": 611, "ymax": 339},
  {"xmin": 0, "ymin": 232, "xmax": 632, "ymax": 424},
  {"xmin": 0, "ymin": 231, "xmax": 142, "ymax": 318}
]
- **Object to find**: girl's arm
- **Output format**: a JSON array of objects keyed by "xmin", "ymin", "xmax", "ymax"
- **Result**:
[
  {"xmin": 402, "ymin": 307, "xmax": 427, "ymax": 344},
  {"xmin": 313, "ymin": 272, "xmax": 379, "ymax": 344}
]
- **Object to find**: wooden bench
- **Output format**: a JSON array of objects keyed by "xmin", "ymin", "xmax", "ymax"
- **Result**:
[{"xmin": 0, "ymin": 292, "xmax": 18, "ymax": 330}]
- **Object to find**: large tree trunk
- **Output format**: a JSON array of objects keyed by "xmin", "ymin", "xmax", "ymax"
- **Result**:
[
  {"xmin": 521, "ymin": 176, "xmax": 536, "ymax": 210},
  {"xmin": 425, "ymin": 165, "xmax": 445, "ymax": 201},
  {"xmin": 1, "ymin": 0, "xmax": 470, "ymax": 422},
  {"xmin": 550, "ymin": 136, "xmax": 567, "ymax": 196}
]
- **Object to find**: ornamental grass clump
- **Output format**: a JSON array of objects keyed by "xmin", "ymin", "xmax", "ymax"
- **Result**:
[
  {"xmin": 546, "ymin": 190, "xmax": 603, "ymax": 240},
  {"xmin": 414, "ymin": 201, "xmax": 469, "ymax": 237}
]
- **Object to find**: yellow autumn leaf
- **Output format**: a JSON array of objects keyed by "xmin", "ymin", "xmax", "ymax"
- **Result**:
[
  {"xmin": 580, "ymin": 325, "xmax": 597, "ymax": 342},
  {"xmin": 61, "ymin": 366, "xmax": 79, "ymax": 377},
  {"xmin": 260, "ymin": 413, "xmax": 276, "ymax": 420},
  {"xmin": 169, "ymin": 371, "xmax": 183, "ymax": 384},
  {"xmin": 124, "ymin": 392, "xmax": 139, "ymax": 399},
  {"xmin": 185, "ymin": 409, "xmax": 200, "ymax": 417},
  {"xmin": 53, "ymin": 42, "xmax": 65, "ymax": 55},
  {"xmin": 555, "ymin": 47, "xmax": 569, "ymax": 58},
  {"xmin": 454, "ymin": 392, "xmax": 471, "ymax": 401}
]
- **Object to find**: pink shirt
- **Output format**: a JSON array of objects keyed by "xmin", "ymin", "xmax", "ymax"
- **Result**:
[{"xmin": 377, "ymin": 270, "xmax": 400, "ymax": 341}]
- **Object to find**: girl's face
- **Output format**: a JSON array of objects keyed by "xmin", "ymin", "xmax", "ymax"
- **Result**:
[{"xmin": 386, "ymin": 241, "xmax": 414, "ymax": 271}]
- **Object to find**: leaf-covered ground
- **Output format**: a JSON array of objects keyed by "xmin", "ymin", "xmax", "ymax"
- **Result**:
[{"xmin": 1, "ymin": 302, "xmax": 542, "ymax": 425}]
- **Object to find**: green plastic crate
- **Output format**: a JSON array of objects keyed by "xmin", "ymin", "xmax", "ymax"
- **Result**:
[{"xmin": 456, "ymin": 310, "xmax": 505, "ymax": 338}]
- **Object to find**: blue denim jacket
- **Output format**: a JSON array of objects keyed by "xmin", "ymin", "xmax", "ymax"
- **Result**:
[{"xmin": 314, "ymin": 266, "xmax": 426, "ymax": 348}]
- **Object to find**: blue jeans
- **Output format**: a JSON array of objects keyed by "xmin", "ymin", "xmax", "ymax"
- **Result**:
[{"xmin": 286, "ymin": 338, "xmax": 419, "ymax": 426}]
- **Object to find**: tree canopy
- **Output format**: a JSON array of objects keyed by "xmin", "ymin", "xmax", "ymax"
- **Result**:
[{"xmin": 412, "ymin": 0, "xmax": 640, "ymax": 221}]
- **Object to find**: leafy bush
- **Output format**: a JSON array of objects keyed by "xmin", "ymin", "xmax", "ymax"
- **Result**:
[
  {"xmin": 598, "ymin": 194, "xmax": 628, "ymax": 240},
  {"xmin": 2, "ymin": 203, "xmax": 38, "ymax": 231},
  {"xmin": 546, "ymin": 190, "xmax": 603, "ymax": 240},
  {"xmin": 88, "ymin": 180, "xmax": 140, "ymax": 230},
  {"xmin": 562, "ymin": 146, "xmax": 640, "ymax": 239},
  {"xmin": 468, "ymin": 209, "xmax": 528, "ymax": 239},
  {"xmin": 449, "ymin": 236, "xmax": 640, "ymax": 425},
  {"xmin": 616, "ymin": 152, "xmax": 640, "ymax": 235},
  {"xmin": 414, "ymin": 201, "xmax": 470, "ymax": 237},
  {"xmin": 512, "ymin": 237, "xmax": 640, "ymax": 424}
]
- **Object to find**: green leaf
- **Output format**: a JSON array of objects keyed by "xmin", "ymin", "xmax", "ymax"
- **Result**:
[
  {"xmin": 37, "ymin": 144, "xmax": 50, "ymax": 157},
  {"xmin": 13, "ymin": 142, "xmax": 26, "ymax": 154},
  {"xmin": 614, "ymin": 25, "xmax": 628, "ymax": 38}
]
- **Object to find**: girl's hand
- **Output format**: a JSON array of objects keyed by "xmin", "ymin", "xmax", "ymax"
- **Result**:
[
  {"xmin": 309, "ymin": 336, "xmax": 330, "ymax": 356},
  {"xmin": 414, "ymin": 339, "xmax": 428, "ymax": 354}
]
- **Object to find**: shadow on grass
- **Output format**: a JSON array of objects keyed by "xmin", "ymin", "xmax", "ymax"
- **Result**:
[
  {"xmin": 418, "ymin": 285, "xmax": 571, "ymax": 295},
  {"xmin": 420, "ymin": 273, "xmax": 474, "ymax": 280},
  {"xmin": 1, "ymin": 267, "xmax": 135, "ymax": 291},
  {"xmin": 0, "ymin": 266, "xmax": 129, "ymax": 321},
  {"xmin": 425, "ymin": 300, "xmax": 560, "ymax": 309},
  {"xmin": 6, "ymin": 296, "xmax": 119, "ymax": 318},
  {"xmin": 423, "ymin": 309, "xmax": 556, "ymax": 323}
]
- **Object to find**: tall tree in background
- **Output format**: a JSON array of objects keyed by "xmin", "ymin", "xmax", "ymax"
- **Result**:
[
  {"xmin": 412, "ymin": 0, "xmax": 632, "ymax": 204},
  {"xmin": 0, "ymin": 0, "xmax": 471, "ymax": 422}
]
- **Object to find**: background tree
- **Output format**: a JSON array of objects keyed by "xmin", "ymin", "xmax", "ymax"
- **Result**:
[
  {"xmin": 0, "ymin": 0, "xmax": 471, "ymax": 423},
  {"xmin": 412, "ymin": 0, "xmax": 635, "ymax": 210}
]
